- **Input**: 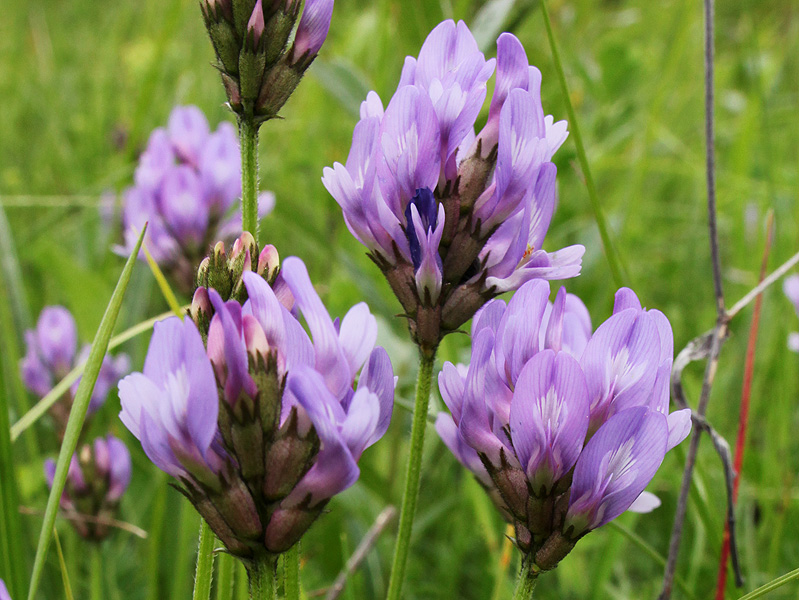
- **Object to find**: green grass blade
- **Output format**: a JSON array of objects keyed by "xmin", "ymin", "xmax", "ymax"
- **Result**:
[
  {"xmin": 215, "ymin": 553, "xmax": 235, "ymax": 600},
  {"xmin": 193, "ymin": 519, "xmax": 216, "ymax": 600},
  {"xmin": 539, "ymin": 0, "xmax": 628, "ymax": 288},
  {"xmin": 25, "ymin": 225, "xmax": 147, "ymax": 600},
  {"xmin": 0, "ymin": 200, "xmax": 32, "ymax": 333},
  {"xmin": 10, "ymin": 308, "xmax": 181, "ymax": 443},
  {"xmin": 146, "ymin": 473, "xmax": 169, "ymax": 600},
  {"xmin": 737, "ymin": 567, "xmax": 799, "ymax": 600},
  {"xmin": 143, "ymin": 241, "xmax": 185, "ymax": 318},
  {"xmin": 52, "ymin": 528, "xmax": 74, "ymax": 600}
]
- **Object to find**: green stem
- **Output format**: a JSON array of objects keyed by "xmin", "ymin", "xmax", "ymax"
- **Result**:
[
  {"xmin": 193, "ymin": 519, "xmax": 217, "ymax": 600},
  {"xmin": 385, "ymin": 349, "xmax": 437, "ymax": 600},
  {"xmin": 216, "ymin": 553, "xmax": 235, "ymax": 600},
  {"xmin": 511, "ymin": 562, "xmax": 539, "ymax": 600},
  {"xmin": 247, "ymin": 557, "xmax": 277, "ymax": 600},
  {"xmin": 239, "ymin": 117, "xmax": 260, "ymax": 239},
  {"xmin": 90, "ymin": 545, "xmax": 103, "ymax": 600},
  {"xmin": 540, "ymin": 0, "xmax": 627, "ymax": 288},
  {"xmin": 146, "ymin": 473, "xmax": 168, "ymax": 600},
  {"xmin": 283, "ymin": 545, "xmax": 300, "ymax": 600}
]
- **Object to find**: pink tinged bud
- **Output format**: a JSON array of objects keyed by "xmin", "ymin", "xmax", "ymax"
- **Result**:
[
  {"xmin": 243, "ymin": 314, "xmax": 270, "ymax": 356},
  {"xmin": 292, "ymin": 0, "xmax": 334, "ymax": 59},
  {"xmin": 191, "ymin": 287, "xmax": 213, "ymax": 318},
  {"xmin": 247, "ymin": 0, "xmax": 266, "ymax": 46},
  {"xmin": 257, "ymin": 244, "xmax": 280, "ymax": 278},
  {"xmin": 232, "ymin": 231, "xmax": 257, "ymax": 259}
]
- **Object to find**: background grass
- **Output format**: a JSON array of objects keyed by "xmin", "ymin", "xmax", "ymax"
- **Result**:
[{"xmin": 1, "ymin": 0, "xmax": 799, "ymax": 598}]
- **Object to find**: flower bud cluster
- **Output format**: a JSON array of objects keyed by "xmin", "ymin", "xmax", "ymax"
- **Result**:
[
  {"xmin": 119, "ymin": 256, "xmax": 394, "ymax": 558},
  {"xmin": 324, "ymin": 20, "xmax": 584, "ymax": 353},
  {"xmin": 44, "ymin": 435, "xmax": 132, "ymax": 542},
  {"xmin": 201, "ymin": 0, "xmax": 334, "ymax": 122},
  {"xmin": 119, "ymin": 105, "xmax": 275, "ymax": 293},
  {"xmin": 20, "ymin": 306, "xmax": 130, "ymax": 439},
  {"xmin": 191, "ymin": 231, "xmax": 282, "ymax": 338},
  {"xmin": 436, "ymin": 283, "xmax": 691, "ymax": 569}
]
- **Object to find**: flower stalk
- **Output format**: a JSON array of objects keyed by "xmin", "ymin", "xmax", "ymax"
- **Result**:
[
  {"xmin": 239, "ymin": 117, "xmax": 260, "ymax": 238},
  {"xmin": 386, "ymin": 348, "xmax": 437, "ymax": 600},
  {"xmin": 248, "ymin": 557, "xmax": 277, "ymax": 600},
  {"xmin": 511, "ymin": 560, "xmax": 539, "ymax": 600}
]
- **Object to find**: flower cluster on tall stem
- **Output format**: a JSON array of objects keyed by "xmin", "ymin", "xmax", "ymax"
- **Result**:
[
  {"xmin": 118, "ymin": 257, "xmax": 394, "ymax": 582},
  {"xmin": 119, "ymin": 106, "xmax": 275, "ymax": 292},
  {"xmin": 44, "ymin": 435, "xmax": 132, "ymax": 542},
  {"xmin": 436, "ymin": 283, "xmax": 691, "ymax": 584},
  {"xmin": 20, "ymin": 306, "xmax": 130, "ymax": 440},
  {"xmin": 324, "ymin": 19, "xmax": 583, "ymax": 355}
]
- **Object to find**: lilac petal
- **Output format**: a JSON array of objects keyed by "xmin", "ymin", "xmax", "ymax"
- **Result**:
[
  {"xmin": 167, "ymin": 106, "xmax": 210, "ymax": 165},
  {"xmin": 44, "ymin": 459, "xmax": 56, "ymax": 488},
  {"xmin": 544, "ymin": 286, "xmax": 567, "ymax": 353},
  {"xmin": 471, "ymin": 299, "xmax": 507, "ymax": 338},
  {"xmin": 488, "ymin": 33, "xmax": 530, "ymax": 123},
  {"xmin": 485, "ymin": 244, "xmax": 585, "ymax": 293},
  {"xmin": 411, "ymin": 203, "xmax": 445, "ymax": 303},
  {"xmin": 562, "ymin": 294, "xmax": 592, "ymax": 358},
  {"xmin": 35, "ymin": 306, "xmax": 78, "ymax": 374},
  {"xmin": 566, "ymin": 407, "xmax": 668, "ymax": 533},
  {"xmin": 784, "ymin": 274, "xmax": 799, "ymax": 312},
  {"xmin": 281, "ymin": 257, "xmax": 352, "ymax": 396},
  {"xmin": 666, "ymin": 408, "xmax": 692, "ymax": 451},
  {"xmin": 527, "ymin": 162, "xmax": 558, "ymax": 250},
  {"xmin": 199, "ymin": 122, "xmax": 241, "ymax": 213},
  {"xmin": 612, "ymin": 288, "xmax": 642, "ymax": 314},
  {"xmin": 509, "ymin": 350, "xmax": 589, "ymax": 491},
  {"xmin": 337, "ymin": 303, "xmax": 378, "ymax": 376},
  {"xmin": 208, "ymin": 290, "xmax": 256, "ymax": 403},
  {"xmin": 242, "ymin": 272, "xmax": 287, "ymax": 351},
  {"xmin": 118, "ymin": 372, "xmax": 162, "ymax": 440},
  {"xmin": 649, "ymin": 309, "xmax": 674, "ymax": 365},
  {"xmin": 627, "ymin": 491, "xmax": 661, "ymax": 513},
  {"xmin": 293, "ymin": 0, "xmax": 334, "ymax": 58},
  {"xmin": 436, "ymin": 412, "xmax": 492, "ymax": 487},
  {"xmin": 139, "ymin": 409, "xmax": 185, "ymax": 478},
  {"xmin": 438, "ymin": 361, "xmax": 466, "ymax": 422},
  {"xmin": 0, "ymin": 579, "xmax": 11, "ymax": 600},
  {"xmin": 377, "ymin": 85, "xmax": 441, "ymax": 219},
  {"xmin": 357, "ymin": 347, "xmax": 395, "ymax": 447},
  {"xmin": 789, "ymin": 332, "xmax": 799, "ymax": 353},
  {"xmin": 157, "ymin": 165, "xmax": 208, "ymax": 249},
  {"xmin": 134, "ymin": 128, "xmax": 175, "ymax": 190},
  {"xmin": 340, "ymin": 387, "xmax": 380, "ymax": 459},
  {"xmin": 107, "ymin": 436, "xmax": 132, "ymax": 501},
  {"xmin": 580, "ymin": 309, "xmax": 661, "ymax": 426},
  {"xmin": 20, "ymin": 333, "xmax": 53, "ymax": 397}
]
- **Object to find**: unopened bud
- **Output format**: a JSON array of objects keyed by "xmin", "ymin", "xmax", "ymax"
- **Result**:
[{"xmin": 257, "ymin": 244, "xmax": 280, "ymax": 281}]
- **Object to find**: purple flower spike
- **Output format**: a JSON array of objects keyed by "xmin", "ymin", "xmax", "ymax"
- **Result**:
[
  {"xmin": 325, "ymin": 21, "xmax": 581, "ymax": 352},
  {"xmin": 28, "ymin": 306, "xmax": 77, "ymax": 378},
  {"xmin": 119, "ymin": 105, "xmax": 275, "ymax": 293},
  {"xmin": 436, "ymin": 279, "xmax": 690, "ymax": 566},
  {"xmin": 566, "ymin": 407, "xmax": 668, "ymax": 535},
  {"xmin": 784, "ymin": 274, "xmax": 799, "ymax": 352},
  {"xmin": 121, "ymin": 256, "xmax": 395, "ymax": 558},
  {"xmin": 43, "ymin": 435, "xmax": 132, "ymax": 541}
]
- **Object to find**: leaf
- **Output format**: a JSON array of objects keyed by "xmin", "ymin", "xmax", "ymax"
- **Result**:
[
  {"xmin": 310, "ymin": 59, "xmax": 373, "ymax": 118},
  {"xmin": 25, "ymin": 224, "xmax": 147, "ymax": 600}
]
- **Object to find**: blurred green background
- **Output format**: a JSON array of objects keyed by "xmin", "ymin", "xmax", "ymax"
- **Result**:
[{"xmin": 1, "ymin": 0, "xmax": 799, "ymax": 598}]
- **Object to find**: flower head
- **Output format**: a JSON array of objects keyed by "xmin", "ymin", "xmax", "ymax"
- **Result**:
[
  {"xmin": 784, "ymin": 274, "xmax": 799, "ymax": 352},
  {"xmin": 44, "ymin": 435, "xmax": 132, "ymax": 541},
  {"xmin": 119, "ymin": 106, "xmax": 275, "ymax": 292},
  {"xmin": 323, "ymin": 21, "xmax": 583, "ymax": 353},
  {"xmin": 119, "ymin": 256, "xmax": 394, "ymax": 557},
  {"xmin": 436, "ymin": 281, "xmax": 690, "ymax": 567},
  {"xmin": 20, "ymin": 306, "xmax": 130, "ymax": 437},
  {"xmin": 201, "ymin": 0, "xmax": 335, "ymax": 121}
]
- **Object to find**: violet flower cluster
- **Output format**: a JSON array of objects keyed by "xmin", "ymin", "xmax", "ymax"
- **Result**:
[
  {"xmin": 20, "ymin": 306, "xmax": 130, "ymax": 438},
  {"xmin": 436, "ymin": 282, "xmax": 691, "ymax": 569},
  {"xmin": 201, "ymin": 0, "xmax": 334, "ymax": 122},
  {"xmin": 118, "ymin": 257, "xmax": 394, "ymax": 558},
  {"xmin": 323, "ymin": 20, "xmax": 583, "ymax": 353},
  {"xmin": 119, "ymin": 105, "xmax": 275, "ymax": 292},
  {"xmin": 784, "ymin": 274, "xmax": 799, "ymax": 352},
  {"xmin": 44, "ymin": 435, "xmax": 132, "ymax": 542}
]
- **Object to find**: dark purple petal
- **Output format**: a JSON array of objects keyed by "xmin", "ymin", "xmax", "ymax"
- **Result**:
[{"xmin": 293, "ymin": 0, "xmax": 334, "ymax": 58}]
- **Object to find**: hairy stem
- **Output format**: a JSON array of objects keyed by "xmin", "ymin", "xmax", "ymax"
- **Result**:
[
  {"xmin": 239, "ymin": 117, "xmax": 260, "ymax": 239},
  {"xmin": 385, "ymin": 348, "xmax": 437, "ymax": 600},
  {"xmin": 193, "ymin": 519, "xmax": 216, "ymax": 600},
  {"xmin": 248, "ymin": 556, "xmax": 277, "ymax": 600},
  {"xmin": 511, "ymin": 562, "xmax": 538, "ymax": 600}
]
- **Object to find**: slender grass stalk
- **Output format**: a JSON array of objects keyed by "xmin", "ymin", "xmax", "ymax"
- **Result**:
[
  {"xmin": 146, "ymin": 473, "xmax": 168, "ymax": 600},
  {"xmin": 171, "ymin": 504, "xmax": 200, "ymax": 600},
  {"xmin": 489, "ymin": 525, "xmax": 515, "ymax": 600},
  {"xmin": 284, "ymin": 544, "xmax": 300, "ymax": 600},
  {"xmin": 26, "ymin": 226, "xmax": 146, "ymax": 600},
  {"xmin": 736, "ymin": 567, "xmax": 799, "ymax": 600},
  {"xmin": 237, "ymin": 561, "xmax": 250, "ymax": 600},
  {"xmin": 53, "ymin": 529, "xmax": 74, "ymax": 600},
  {"xmin": 90, "ymin": 544, "xmax": 103, "ymax": 600},
  {"xmin": 216, "ymin": 553, "xmax": 236, "ymax": 600},
  {"xmin": 193, "ymin": 519, "xmax": 217, "ymax": 600},
  {"xmin": 511, "ymin": 563, "xmax": 538, "ymax": 600},
  {"xmin": 239, "ymin": 118, "xmax": 260, "ymax": 238},
  {"xmin": 539, "ymin": 0, "xmax": 627, "ymax": 288},
  {"xmin": 386, "ymin": 349, "xmax": 437, "ymax": 600},
  {"xmin": 248, "ymin": 557, "xmax": 277, "ymax": 600},
  {"xmin": 11, "ymin": 309, "xmax": 182, "ymax": 442},
  {"xmin": 142, "ymin": 241, "xmax": 184, "ymax": 318}
]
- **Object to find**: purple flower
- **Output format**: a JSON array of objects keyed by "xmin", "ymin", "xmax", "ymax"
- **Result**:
[
  {"xmin": 0, "ymin": 579, "xmax": 10, "ymax": 600},
  {"xmin": 784, "ymin": 274, "xmax": 799, "ymax": 352},
  {"xmin": 119, "ymin": 106, "xmax": 275, "ymax": 292},
  {"xmin": 436, "ymin": 281, "xmax": 690, "ymax": 566},
  {"xmin": 44, "ymin": 435, "xmax": 132, "ymax": 541},
  {"xmin": 323, "ymin": 20, "xmax": 582, "ymax": 352},
  {"xmin": 292, "ymin": 0, "xmax": 335, "ymax": 59},
  {"xmin": 119, "ymin": 256, "xmax": 394, "ymax": 557},
  {"xmin": 20, "ymin": 307, "xmax": 130, "ymax": 434}
]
